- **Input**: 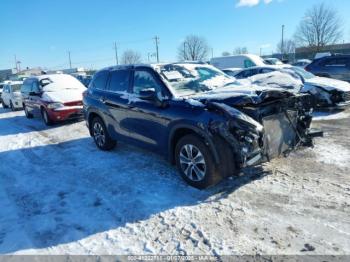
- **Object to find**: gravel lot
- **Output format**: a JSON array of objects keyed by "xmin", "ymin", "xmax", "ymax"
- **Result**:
[{"xmin": 0, "ymin": 105, "xmax": 349, "ymax": 255}]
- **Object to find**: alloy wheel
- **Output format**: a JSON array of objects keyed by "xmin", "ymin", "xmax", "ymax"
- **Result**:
[
  {"xmin": 179, "ymin": 144, "xmax": 206, "ymax": 181},
  {"xmin": 93, "ymin": 122, "xmax": 106, "ymax": 147}
]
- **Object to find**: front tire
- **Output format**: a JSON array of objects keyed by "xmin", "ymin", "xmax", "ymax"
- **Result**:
[
  {"xmin": 91, "ymin": 117, "xmax": 116, "ymax": 151},
  {"xmin": 41, "ymin": 108, "xmax": 53, "ymax": 126},
  {"xmin": 175, "ymin": 134, "xmax": 222, "ymax": 189}
]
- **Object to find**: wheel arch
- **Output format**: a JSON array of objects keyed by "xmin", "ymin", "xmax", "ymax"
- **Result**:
[
  {"xmin": 168, "ymin": 124, "xmax": 220, "ymax": 165},
  {"xmin": 87, "ymin": 111, "xmax": 105, "ymax": 136}
]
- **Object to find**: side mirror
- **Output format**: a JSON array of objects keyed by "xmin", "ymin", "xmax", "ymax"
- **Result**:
[{"xmin": 139, "ymin": 88, "xmax": 156, "ymax": 101}]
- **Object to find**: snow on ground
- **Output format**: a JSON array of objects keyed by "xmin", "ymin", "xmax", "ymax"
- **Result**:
[
  {"xmin": 0, "ymin": 106, "xmax": 349, "ymax": 255},
  {"xmin": 312, "ymin": 109, "xmax": 350, "ymax": 121}
]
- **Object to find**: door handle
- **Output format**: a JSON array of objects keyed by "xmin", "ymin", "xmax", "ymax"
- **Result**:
[{"xmin": 99, "ymin": 97, "xmax": 106, "ymax": 103}]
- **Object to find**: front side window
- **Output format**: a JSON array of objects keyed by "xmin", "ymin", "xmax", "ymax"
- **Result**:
[
  {"xmin": 108, "ymin": 70, "xmax": 130, "ymax": 92},
  {"xmin": 91, "ymin": 70, "xmax": 109, "ymax": 90},
  {"xmin": 133, "ymin": 70, "xmax": 162, "ymax": 94},
  {"xmin": 32, "ymin": 80, "xmax": 41, "ymax": 93}
]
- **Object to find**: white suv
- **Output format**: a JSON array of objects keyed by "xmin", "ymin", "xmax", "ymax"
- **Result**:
[{"xmin": 1, "ymin": 81, "xmax": 23, "ymax": 110}]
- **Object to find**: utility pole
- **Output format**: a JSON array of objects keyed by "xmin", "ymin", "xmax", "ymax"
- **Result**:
[
  {"xmin": 281, "ymin": 25, "xmax": 285, "ymax": 60},
  {"xmin": 114, "ymin": 42, "xmax": 119, "ymax": 65},
  {"xmin": 153, "ymin": 36, "xmax": 160, "ymax": 63},
  {"xmin": 68, "ymin": 51, "xmax": 72, "ymax": 69},
  {"xmin": 14, "ymin": 55, "xmax": 18, "ymax": 71}
]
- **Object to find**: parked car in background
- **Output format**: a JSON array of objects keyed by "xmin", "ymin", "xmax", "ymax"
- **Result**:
[
  {"xmin": 1, "ymin": 81, "xmax": 23, "ymax": 110},
  {"xmin": 75, "ymin": 74, "xmax": 92, "ymax": 87},
  {"xmin": 0, "ymin": 82, "xmax": 5, "ymax": 103},
  {"xmin": 210, "ymin": 54, "xmax": 267, "ymax": 70},
  {"xmin": 234, "ymin": 66, "xmax": 350, "ymax": 107},
  {"xmin": 21, "ymin": 74, "xmax": 86, "ymax": 125},
  {"xmin": 83, "ymin": 62, "xmax": 320, "ymax": 189},
  {"xmin": 292, "ymin": 59, "xmax": 312, "ymax": 69},
  {"xmin": 264, "ymin": 58, "xmax": 283, "ymax": 65},
  {"xmin": 305, "ymin": 55, "xmax": 350, "ymax": 82},
  {"xmin": 222, "ymin": 68, "xmax": 242, "ymax": 77},
  {"xmin": 314, "ymin": 52, "xmax": 331, "ymax": 60}
]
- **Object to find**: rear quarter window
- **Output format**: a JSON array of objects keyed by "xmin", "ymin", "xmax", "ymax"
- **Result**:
[{"xmin": 90, "ymin": 70, "xmax": 109, "ymax": 90}]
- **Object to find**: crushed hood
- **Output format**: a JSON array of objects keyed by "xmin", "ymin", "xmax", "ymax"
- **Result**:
[
  {"xmin": 187, "ymin": 85, "xmax": 295, "ymax": 107},
  {"xmin": 303, "ymin": 77, "xmax": 350, "ymax": 92}
]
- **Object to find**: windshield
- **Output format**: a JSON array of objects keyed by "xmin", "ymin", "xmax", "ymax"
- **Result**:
[
  {"xmin": 159, "ymin": 64, "xmax": 238, "ymax": 97},
  {"xmin": 11, "ymin": 84, "xmax": 22, "ymax": 92},
  {"xmin": 290, "ymin": 67, "xmax": 315, "ymax": 80}
]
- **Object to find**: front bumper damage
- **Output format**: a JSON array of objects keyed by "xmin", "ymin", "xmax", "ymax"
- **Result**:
[{"xmin": 206, "ymin": 94, "xmax": 323, "ymax": 169}]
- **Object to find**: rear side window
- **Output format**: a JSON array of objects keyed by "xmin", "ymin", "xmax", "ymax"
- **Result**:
[
  {"xmin": 91, "ymin": 70, "xmax": 109, "ymax": 90},
  {"xmin": 108, "ymin": 69, "xmax": 130, "ymax": 92},
  {"xmin": 322, "ymin": 57, "xmax": 350, "ymax": 67}
]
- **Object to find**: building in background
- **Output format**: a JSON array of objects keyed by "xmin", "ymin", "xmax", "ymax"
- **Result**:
[
  {"xmin": 295, "ymin": 43, "xmax": 350, "ymax": 60},
  {"xmin": 0, "ymin": 69, "xmax": 16, "ymax": 82}
]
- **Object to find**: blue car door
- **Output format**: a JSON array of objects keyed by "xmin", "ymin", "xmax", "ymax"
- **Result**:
[{"xmin": 122, "ymin": 67, "xmax": 172, "ymax": 152}]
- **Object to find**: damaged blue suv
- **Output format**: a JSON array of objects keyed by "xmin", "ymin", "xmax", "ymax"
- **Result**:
[{"xmin": 83, "ymin": 63, "xmax": 321, "ymax": 189}]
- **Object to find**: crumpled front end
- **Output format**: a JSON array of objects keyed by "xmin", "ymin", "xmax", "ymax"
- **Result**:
[{"xmin": 206, "ymin": 93, "xmax": 322, "ymax": 168}]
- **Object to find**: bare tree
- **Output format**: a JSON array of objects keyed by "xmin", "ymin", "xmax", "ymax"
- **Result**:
[
  {"xmin": 233, "ymin": 47, "xmax": 248, "ymax": 55},
  {"xmin": 222, "ymin": 51, "xmax": 231, "ymax": 56},
  {"xmin": 178, "ymin": 35, "xmax": 210, "ymax": 61},
  {"xmin": 276, "ymin": 39, "xmax": 296, "ymax": 55},
  {"xmin": 121, "ymin": 50, "xmax": 142, "ymax": 64},
  {"xmin": 294, "ymin": 3, "xmax": 342, "ymax": 49}
]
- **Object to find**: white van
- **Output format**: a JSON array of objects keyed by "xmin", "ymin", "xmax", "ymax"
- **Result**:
[
  {"xmin": 1, "ymin": 81, "xmax": 23, "ymax": 110},
  {"xmin": 210, "ymin": 54, "xmax": 267, "ymax": 70}
]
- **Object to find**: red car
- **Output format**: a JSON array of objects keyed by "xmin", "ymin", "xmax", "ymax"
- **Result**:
[{"xmin": 21, "ymin": 74, "xmax": 86, "ymax": 125}]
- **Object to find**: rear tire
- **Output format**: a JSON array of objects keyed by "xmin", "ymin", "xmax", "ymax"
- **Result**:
[
  {"xmin": 2, "ymin": 101, "xmax": 8, "ymax": 109},
  {"xmin": 175, "ymin": 134, "xmax": 222, "ymax": 189},
  {"xmin": 10, "ymin": 100, "xmax": 15, "ymax": 111},
  {"xmin": 24, "ymin": 104, "xmax": 33, "ymax": 118},
  {"xmin": 41, "ymin": 108, "xmax": 53, "ymax": 126},
  {"xmin": 91, "ymin": 117, "xmax": 116, "ymax": 151}
]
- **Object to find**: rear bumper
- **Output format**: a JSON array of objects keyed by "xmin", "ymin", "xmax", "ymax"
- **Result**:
[{"xmin": 48, "ymin": 106, "xmax": 84, "ymax": 122}]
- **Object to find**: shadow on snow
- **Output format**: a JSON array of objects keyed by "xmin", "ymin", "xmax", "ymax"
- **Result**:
[{"xmin": 0, "ymin": 135, "xmax": 269, "ymax": 253}]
